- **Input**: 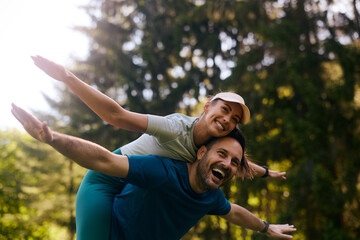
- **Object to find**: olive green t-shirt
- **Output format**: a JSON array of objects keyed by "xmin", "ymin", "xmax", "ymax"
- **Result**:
[{"xmin": 120, "ymin": 113, "xmax": 198, "ymax": 163}]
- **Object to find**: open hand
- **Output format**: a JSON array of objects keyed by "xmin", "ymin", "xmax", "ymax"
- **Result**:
[
  {"xmin": 269, "ymin": 170, "xmax": 287, "ymax": 180},
  {"xmin": 11, "ymin": 103, "xmax": 53, "ymax": 144},
  {"xmin": 266, "ymin": 224, "xmax": 296, "ymax": 239},
  {"xmin": 31, "ymin": 55, "xmax": 74, "ymax": 82}
]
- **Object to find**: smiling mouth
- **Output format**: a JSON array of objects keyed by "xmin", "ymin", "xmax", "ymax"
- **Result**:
[
  {"xmin": 215, "ymin": 121, "xmax": 225, "ymax": 131},
  {"xmin": 212, "ymin": 168, "xmax": 225, "ymax": 181}
]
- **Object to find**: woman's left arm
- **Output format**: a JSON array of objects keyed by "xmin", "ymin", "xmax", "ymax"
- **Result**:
[{"xmin": 248, "ymin": 162, "xmax": 287, "ymax": 180}]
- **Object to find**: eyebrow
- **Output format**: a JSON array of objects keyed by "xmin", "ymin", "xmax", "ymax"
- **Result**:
[
  {"xmin": 224, "ymin": 103, "xmax": 242, "ymax": 122},
  {"xmin": 218, "ymin": 148, "xmax": 241, "ymax": 163},
  {"xmin": 218, "ymin": 148, "xmax": 228, "ymax": 153}
]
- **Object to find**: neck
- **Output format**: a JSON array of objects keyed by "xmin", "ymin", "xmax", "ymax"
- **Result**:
[
  {"xmin": 193, "ymin": 119, "xmax": 212, "ymax": 147},
  {"xmin": 187, "ymin": 163, "xmax": 205, "ymax": 194}
]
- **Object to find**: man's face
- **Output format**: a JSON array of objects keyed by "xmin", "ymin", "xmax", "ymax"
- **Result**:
[
  {"xmin": 195, "ymin": 137, "xmax": 243, "ymax": 191},
  {"xmin": 203, "ymin": 100, "xmax": 243, "ymax": 137}
]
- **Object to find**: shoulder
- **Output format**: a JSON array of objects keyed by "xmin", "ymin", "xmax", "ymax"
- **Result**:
[
  {"xmin": 166, "ymin": 113, "xmax": 197, "ymax": 123},
  {"xmin": 127, "ymin": 155, "xmax": 186, "ymax": 187},
  {"xmin": 128, "ymin": 155, "xmax": 170, "ymax": 169},
  {"xmin": 148, "ymin": 112, "xmax": 196, "ymax": 122},
  {"xmin": 127, "ymin": 155, "xmax": 185, "ymax": 176},
  {"xmin": 165, "ymin": 113, "xmax": 198, "ymax": 130},
  {"xmin": 146, "ymin": 113, "xmax": 197, "ymax": 137}
]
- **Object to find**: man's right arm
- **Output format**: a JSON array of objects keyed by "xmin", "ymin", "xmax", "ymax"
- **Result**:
[{"xmin": 11, "ymin": 103, "xmax": 129, "ymax": 178}]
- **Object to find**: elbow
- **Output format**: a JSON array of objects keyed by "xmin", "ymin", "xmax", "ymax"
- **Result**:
[
  {"xmin": 94, "ymin": 153, "xmax": 117, "ymax": 175},
  {"xmin": 99, "ymin": 153, "xmax": 128, "ymax": 178},
  {"xmin": 104, "ymin": 108, "xmax": 125, "ymax": 127}
]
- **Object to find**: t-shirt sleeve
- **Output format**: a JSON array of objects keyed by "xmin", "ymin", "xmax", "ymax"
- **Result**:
[
  {"xmin": 145, "ymin": 114, "xmax": 181, "ymax": 141},
  {"xmin": 208, "ymin": 190, "xmax": 231, "ymax": 215},
  {"xmin": 126, "ymin": 155, "xmax": 169, "ymax": 188}
]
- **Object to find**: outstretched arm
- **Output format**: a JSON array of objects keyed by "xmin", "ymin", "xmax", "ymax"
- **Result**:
[
  {"xmin": 11, "ymin": 103, "xmax": 129, "ymax": 178},
  {"xmin": 248, "ymin": 162, "xmax": 287, "ymax": 180},
  {"xmin": 31, "ymin": 55, "xmax": 147, "ymax": 132},
  {"xmin": 221, "ymin": 203, "xmax": 296, "ymax": 239}
]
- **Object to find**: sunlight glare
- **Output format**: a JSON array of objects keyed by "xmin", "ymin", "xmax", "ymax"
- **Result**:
[{"xmin": 0, "ymin": 0, "xmax": 90, "ymax": 129}]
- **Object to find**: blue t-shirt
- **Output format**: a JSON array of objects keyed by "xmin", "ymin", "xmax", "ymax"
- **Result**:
[{"xmin": 110, "ymin": 155, "xmax": 231, "ymax": 240}]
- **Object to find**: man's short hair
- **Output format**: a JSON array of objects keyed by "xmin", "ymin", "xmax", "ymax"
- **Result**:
[{"xmin": 205, "ymin": 126, "xmax": 250, "ymax": 176}]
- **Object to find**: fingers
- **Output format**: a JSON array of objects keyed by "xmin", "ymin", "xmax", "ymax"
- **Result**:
[
  {"xmin": 11, "ymin": 103, "xmax": 40, "ymax": 126},
  {"xmin": 274, "ymin": 223, "xmax": 296, "ymax": 231},
  {"xmin": 11, "ymin": 103, "xmax": 26, "ymax": 125},
  {"xmin": 269, "ymin": 170, "xmax": 287, "ymax": 180},
  {"xmin": 279, "ymin": 234, "xmax": 293, "ymax": 239},
  {"xmin": 268, "ymin": 224, "xmax": 296, "ymax": 239},
  {"xmin": 31, "ymin": 55, "xmax": 46, "ymax": 61},
  {"xmin": 276, "ymin": 171, "xmax": 287, "ymax": 180},
  {"xmin": 31, "ymin": 55, "xmax": 43, "ymax": 69},
  {"xmin": 31, "ymin": 55, "xmax": 41, "ymax": 63},
  {"xmin": 277, "ymin": 225, "xmax": 296, "ymax": 239},
  {"xmin": 281, "ymin": 224, "xmax": 296, "ymax": 232},
  {"xmin": 31, "ymin": 55, "xmax": 49, "ymax": 68},
  {"xmin": 30, "ymin": 55, "xmax": 66, "ymax": 82},
  {"xmin": 31, "ymin": 55, "xmax": 55, "ymax": 67},
  {"xmin": 280, "ymin": 172, "xmax": 287, "ymax": 180},
  {"xmin": 11, "ymin": 107, "xmax": 23, "ymax": 125},
  {"xmin": 11, "ymin": 103, "xmax": 31, "ymax": 120},
  {"xmin": 278, "ymin": 229, "xmax": 296, "ymax": 239}
]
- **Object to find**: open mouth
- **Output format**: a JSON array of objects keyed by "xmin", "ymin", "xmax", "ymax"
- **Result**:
[{"xmin": 212, "ymin": 168, "xmax": 225, "ymax": 181}]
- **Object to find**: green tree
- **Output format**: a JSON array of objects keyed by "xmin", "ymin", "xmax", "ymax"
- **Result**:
[
  {"xmin": 41, "ymin": 0, "xmax": 360, "ymax": 239},
  {"xmin": 0, "ymin": 129, "xmax": 84, "ymax": 239},
  {"xmin": 225, "ymin": 0, "xmax": 360, "ymax": 239}
]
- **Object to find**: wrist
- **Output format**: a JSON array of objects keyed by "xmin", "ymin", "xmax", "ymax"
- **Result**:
[
  {"xmin": 261, "ymin": 166, "xmax": 269, "ymax": 178},
  {"xmin": 260, "ymin": 220, "xmax": 269, "ymax": 234},
  {"xmin": 48, "ymin": 131, "xmax": 60, "ymax": 145},
  {"xmin": 63, "ymin": 72, "xmax": 76, "ymax": 83}
]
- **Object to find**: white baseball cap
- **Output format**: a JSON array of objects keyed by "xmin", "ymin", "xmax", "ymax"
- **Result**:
[{"xmin": 210, "ymin": 92, "xmax": 251, "ymax": 124}]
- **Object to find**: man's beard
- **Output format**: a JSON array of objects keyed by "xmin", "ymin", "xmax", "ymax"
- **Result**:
[{"xmin": 195, "ymin": 152, "xmax": 221, "ymax": 191}]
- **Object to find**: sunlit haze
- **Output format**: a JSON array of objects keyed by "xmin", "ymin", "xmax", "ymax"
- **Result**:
[{"xmin": 0, "ymin": 0, "xmax": 90, "ymax": 129}]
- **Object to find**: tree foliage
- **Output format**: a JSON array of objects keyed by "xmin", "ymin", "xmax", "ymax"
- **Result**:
[
  {"xmin": 0, "ymin": 129, "xmax": 85, "ymax": 239},
  {"xmin": 33, "ymin": 0, "xmax": 360, "ymax": 239}
]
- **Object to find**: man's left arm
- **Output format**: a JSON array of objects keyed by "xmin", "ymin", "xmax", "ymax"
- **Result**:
[{"xmin": 221, "ymin": 203, "xmax": 296, "ymax": 239}]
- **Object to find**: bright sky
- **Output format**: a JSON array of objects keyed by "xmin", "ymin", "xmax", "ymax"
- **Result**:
[{"xmin": 0, "ymin": 0, "xmax": 90, "ymax": 129}]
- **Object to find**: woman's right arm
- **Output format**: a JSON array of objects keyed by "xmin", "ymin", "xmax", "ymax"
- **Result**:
[{"xmin": 32, "ymin": 55, "xmax": 148, "ymax": 132}]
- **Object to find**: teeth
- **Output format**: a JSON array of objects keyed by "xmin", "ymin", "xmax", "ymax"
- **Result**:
[
  {"xmin": 213, "ymin": 168, "xmax": 225, "ymax": 178},
  {"xmin": 215, "ymin": 121, "xmax": 224, "ymax": 130}
]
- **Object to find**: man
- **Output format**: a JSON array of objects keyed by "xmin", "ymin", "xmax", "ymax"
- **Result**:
[{"xmin": 11, "ymin": 104, "xmax": 296, "ymax": 239}]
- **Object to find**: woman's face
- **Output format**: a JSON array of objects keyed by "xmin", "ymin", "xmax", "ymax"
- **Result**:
[{"xmin": 203, "ymin": 99, "xmax": 243, "ymax": 137}]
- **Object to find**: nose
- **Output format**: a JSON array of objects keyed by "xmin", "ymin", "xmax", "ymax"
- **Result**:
[
  {"xmin": 219, "ymin": 159, "xmax": 232, "ymax": 176},
  {"xmin": 222, "ymin": 114, "xmax": 231, "ymax": 124},
  {"xmin": 222, "ymin": 157, "xmax": 232, "ymax": 167}
]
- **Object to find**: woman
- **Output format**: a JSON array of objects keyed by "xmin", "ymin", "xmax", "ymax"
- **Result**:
[{"xmin": 32, "ymin": 55, "xmax": 286, "ymax": 239}]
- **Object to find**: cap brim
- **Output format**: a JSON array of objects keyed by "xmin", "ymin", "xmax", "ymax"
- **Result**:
[{"xmin": 239, "ymin": 104, "xmax": 250, "ymax": 124}]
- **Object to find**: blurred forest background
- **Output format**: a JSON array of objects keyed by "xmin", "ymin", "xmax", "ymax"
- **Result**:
[{"xmin": 1, "ymin": 0, "xmax": 360, "ymax": 239}]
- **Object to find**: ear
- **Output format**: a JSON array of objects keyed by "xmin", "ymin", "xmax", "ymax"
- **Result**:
[
  {"xmin": 196, "ymin": 145, "xmax": 207, "ymax": 161},
  {"xmin": 203, "ymin": 101, "xmax": 211, "ymax": 113}
]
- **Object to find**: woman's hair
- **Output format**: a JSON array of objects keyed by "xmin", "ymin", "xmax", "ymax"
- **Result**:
[{"xmin": 198, "ymin": 98, "xmax": 220, "ymax": 118}]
